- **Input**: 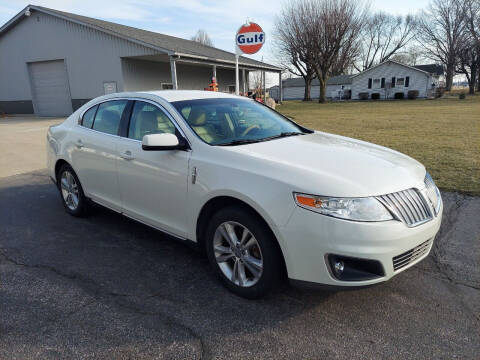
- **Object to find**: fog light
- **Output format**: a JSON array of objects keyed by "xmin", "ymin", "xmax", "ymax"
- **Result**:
[
  {"xmin": 334, "ymin": 260, "xmax": 344, "ymax": 275},
  {"xmin": 326, "ymin": 254, "xmax": 385, "ymax": 281}
]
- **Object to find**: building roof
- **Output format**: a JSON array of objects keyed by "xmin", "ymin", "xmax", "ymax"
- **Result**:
[
  {"xmin": 413, "ymin": 64, "xmax": 444, "ymax": 76},
  {"xmin": 274, "ymin": 74, "xmax": 354, "ymax": 89},
  {"xmin": 0, "ymin": 5, "xmax": 281, "ymax": 72},
  {"xmin": 351, "ymin": 59, "xmax": 432, "ymax": 78}
]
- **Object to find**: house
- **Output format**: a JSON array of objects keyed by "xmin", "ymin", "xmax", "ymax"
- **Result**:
[
  {"xmin": 350, "ymin": 60, "xmax": 444, "ymax": 100},
  {"xmin": 0, "ymin": 5, "xmax": 281, "ymax": 116},
  {"xmin": 269, "ymin": 60, "xmax": 444, "ymax": 102},
  {"xmin": 269, "ymin": 74, "xmax": 353, "ymax": 101}
]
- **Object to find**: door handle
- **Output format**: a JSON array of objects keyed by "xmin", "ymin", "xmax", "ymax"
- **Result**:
[
  {"xmin": 120, "ymin": 150, "xmax": 134, "ymax": 160},
  {"xmin": 76, "ymin": 139, "xmax": 84, "ymax": 148}
]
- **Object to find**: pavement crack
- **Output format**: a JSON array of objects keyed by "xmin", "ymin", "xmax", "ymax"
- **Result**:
[
  {"xmin": 109, "ymin": 299, "xmax": 209, "ymax": 360},
  {"xmin": 0, "ymin": 249, "xmax": 208, "ymax": 359}
]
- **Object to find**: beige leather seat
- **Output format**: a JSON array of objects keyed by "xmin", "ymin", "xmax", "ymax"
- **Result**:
[
  {"xmin": 187, "ymin": 107, "xmax": 219, "ymax": 143},
  {"xmin": 216, "ymin": 110, "xmax": 235, "ymax": 138},
  {"xmin": 157, "ymin": 113, "xmax": 175, "ymax": 134},
  {"xmin": 132, "ymin": 111, "xmax": 158, "ymax": 140}
]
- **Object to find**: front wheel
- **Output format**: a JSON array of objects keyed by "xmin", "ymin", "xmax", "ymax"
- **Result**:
[{"xmin": 205, "ymin": 206, "xmax": 283, "ymax": 299}]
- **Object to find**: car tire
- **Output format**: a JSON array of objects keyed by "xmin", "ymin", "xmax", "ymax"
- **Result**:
[
  {"xmin": 57, "ymin": 164, "xmax": 88, "ymax": 217},
  {"xmin": 205, "ymin": 206, "xmax": 283, "ymax": 299}
]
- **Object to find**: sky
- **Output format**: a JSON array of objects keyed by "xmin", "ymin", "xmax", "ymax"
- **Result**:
[{"xmin": 0, "ymin": 0, "xmax": 431, "ymax": 86}]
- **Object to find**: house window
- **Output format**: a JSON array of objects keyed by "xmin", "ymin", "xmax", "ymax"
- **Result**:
[
  {"xmin": 381, "ymin": 78, "xmax": 385, "ymax": 88},
  {"xmin": 368, "ymin": 78, "xmax": 372, "ymax": 89},
  {"xmin": 396, "ymin": 78, "xmax": 405, "ymax": 86},
  {"xmin": 405, "ymin": 76, "xmax": 410, "ymax": 87},
  {"xmin": 373, "ymin": 78, "xmax": 381, "ymax": 89},
  {"xmin": 161, "ymin": 83, "xmax": 173, "ymax": 90}
]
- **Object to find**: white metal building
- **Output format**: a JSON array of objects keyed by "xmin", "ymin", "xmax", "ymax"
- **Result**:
[
  {"xmin": 0, "ymin": 5, "xmax": 281, "ymax": 116},
  {"xmin": 270, "ymin": 60, "xmax": 444, "ymax": 102},
  {"xmin": 350, "ymin": 60, "xmax": 444, "ymax": 100}
]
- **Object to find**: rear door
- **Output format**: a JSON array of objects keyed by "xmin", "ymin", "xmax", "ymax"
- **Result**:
[
  {"xmin": 115, "ymin": 100, "xmax": 191, "ymax": 238},
  {"xmin": 71, "ymin": 100, "xmax": 129, "ymax": 212}
]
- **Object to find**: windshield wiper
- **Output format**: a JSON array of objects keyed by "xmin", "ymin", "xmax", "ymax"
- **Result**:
[
  {"xmin": 217, "ymin": 139, "xmax": 263, "ymax": 146},
  {"xmin": 272, "ymin": 132, "xmax": 304, "ymax": 139},
  {"xmin": 217, "ymin": 132, "xmax": 304, "ymax": 146}
]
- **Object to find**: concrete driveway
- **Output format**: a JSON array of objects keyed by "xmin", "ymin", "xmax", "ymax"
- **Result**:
[
  {"xmin": 0, "ymin": 117, "xmax": 479, "ymax": 359},
  {"xmin": 0, "ymin": 115, "xmax": 64, "ymax": 177}
]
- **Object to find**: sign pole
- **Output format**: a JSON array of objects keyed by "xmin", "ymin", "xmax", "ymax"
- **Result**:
[{"xmin": 235, "ymin": 54, "xmax": 239, "ymax": 95}]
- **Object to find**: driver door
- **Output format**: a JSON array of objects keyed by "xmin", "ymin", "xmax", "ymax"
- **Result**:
[{"xmin": 116, "ymin": 100, "xmax": 191, "ymax": 238}]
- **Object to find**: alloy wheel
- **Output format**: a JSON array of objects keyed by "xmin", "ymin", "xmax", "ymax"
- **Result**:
[
  {"xmin": 213, "ymin": 221, "xmax": 263, "ymax": 287},
  {"xmin": 60, "ymin": 171, "xmax": 79, "ymax": 211}
]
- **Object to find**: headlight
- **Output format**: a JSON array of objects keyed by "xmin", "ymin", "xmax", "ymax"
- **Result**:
[
  {"xmin": 424, "ymin": 172, "xmax": 441, "ymax": 215},
  {"xmin": 293, "ymin": 192, "xmax": 393, "ymax": 222}
]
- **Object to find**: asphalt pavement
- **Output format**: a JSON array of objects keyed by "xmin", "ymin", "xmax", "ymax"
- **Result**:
[{"xmin": 1, "ymin": 170, "xmax": 479, "ymax": 359}]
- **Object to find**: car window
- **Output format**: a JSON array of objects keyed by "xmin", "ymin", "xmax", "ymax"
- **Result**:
[
  {"xmin": 128, "ymin": 101, "xmax": 176, "ymax": 141},
  {"xmin": 171, "ymin": 98, "xmax": 305, "ymax": 145},
  {"xmin": 92, "ymin": 100, "xmax": 127, "ymax": 135},
  {"xmin": 81, "ymin": 105, "xmax": 97, "ymax": 128}
]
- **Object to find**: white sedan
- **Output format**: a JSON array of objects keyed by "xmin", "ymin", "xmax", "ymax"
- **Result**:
[{"xmin": 47, "ymin": 91, "xmax": 442, "ymax": 298}]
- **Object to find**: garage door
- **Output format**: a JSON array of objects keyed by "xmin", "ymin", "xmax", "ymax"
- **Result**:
[{"xmin": 28, "ymin": 60, "xmax": 73, "ymax": 116}]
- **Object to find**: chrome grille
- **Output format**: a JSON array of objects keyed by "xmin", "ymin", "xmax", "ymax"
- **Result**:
[
  {"xmin": 393, "ymin": 239, "xmax": 432, "ymax": 271},
  {"xmin": 376, "ymin": 189, "xmax": 432, "ymax": 227}
]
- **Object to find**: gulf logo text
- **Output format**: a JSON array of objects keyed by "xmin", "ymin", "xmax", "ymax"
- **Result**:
[{"xmin": 236, "ymin": 32, "xmax": 265, "ymax": 45}]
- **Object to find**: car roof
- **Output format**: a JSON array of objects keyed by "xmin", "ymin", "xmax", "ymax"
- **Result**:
[{"xmin": 139, "ymin": 90, "xmax": 242, "ymax": 103}]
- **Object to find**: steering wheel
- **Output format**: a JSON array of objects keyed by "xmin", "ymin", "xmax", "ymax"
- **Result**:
[{"xmin": 241, "ymin": 125, "xmax": 260, "ymax": 137}]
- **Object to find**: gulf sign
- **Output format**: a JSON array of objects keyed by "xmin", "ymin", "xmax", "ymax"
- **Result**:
[{"xmin": 236, "ymin": 22, "xmax": 265, "ymax": 55}]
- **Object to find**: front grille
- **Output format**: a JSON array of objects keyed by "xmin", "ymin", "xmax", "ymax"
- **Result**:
[
  {"xmin": 376, "ymin": 189, "xmax": 432, "ymax": 227},
  {"xmin": 393, "ymin": 239, "xmax": 432, "ymax": 271}
]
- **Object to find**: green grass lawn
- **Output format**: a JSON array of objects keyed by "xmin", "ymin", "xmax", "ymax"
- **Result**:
[{"xmin": 276, "ymin": 94, "xmax": 480, "ymax": 195}]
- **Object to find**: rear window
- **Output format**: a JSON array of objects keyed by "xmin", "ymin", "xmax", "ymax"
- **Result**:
[
  {"xmin": 92, "ymin": 100, "xmax": 127, "ymax": 136},
  {"xmin": 81, "ymin": 105, "xmax": 97, "ymax": 128}
]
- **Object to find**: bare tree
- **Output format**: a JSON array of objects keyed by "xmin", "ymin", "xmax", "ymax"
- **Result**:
[
  {"xmin": 416, "ymin": 0, "xmax": 467, "ymax": 91},
  {"xmin": 250, "ymin": 71, "xmax": 263, "ymax": 97},
  {"xmin": 191, "ymin": 29, "xmax": 213, "ymax": 47},
  {"xmin": 275, "ymin": 1, "xmax": 316, "ymax": 101},
  {"xmin": 462, "ymin": 0, "xmax": 480, "ymax": 92},
  {"xmin": 357, "ymin": 12, "xmax": 417, "ymax": 71},
  {"xmin": 390, "ymin": 45, "xmax": 424, "ymax": 66},
  {"xmin": 457, "ymin": 44, "xmax": 479, "ymax": 94},
  {"xmin": 307, "ymin": 0, "xmax": 368, "ymax": 103}
]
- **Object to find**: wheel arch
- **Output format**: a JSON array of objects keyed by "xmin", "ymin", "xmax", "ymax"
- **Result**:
[
  {"xmin": 54, "ymin": 158, "xmax": 71, "ymax": 184},
  {"xmin": 195, "ymin": 195, "xmax": 288, "ymax": 277}
]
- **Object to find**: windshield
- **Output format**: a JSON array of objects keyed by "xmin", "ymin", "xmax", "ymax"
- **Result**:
[{"xmin": 171, "ymin": 98, "xmax": 308, "ymax": 145}]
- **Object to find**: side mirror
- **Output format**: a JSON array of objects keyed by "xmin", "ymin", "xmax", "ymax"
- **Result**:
[{"xmin": 142, "ymin": 133, "xmax": 185, "ymax": 151}]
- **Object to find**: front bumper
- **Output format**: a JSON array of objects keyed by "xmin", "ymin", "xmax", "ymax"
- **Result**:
[{"xmin": 276, "ymin": 202, "xmax": 442, "ymax": 286}]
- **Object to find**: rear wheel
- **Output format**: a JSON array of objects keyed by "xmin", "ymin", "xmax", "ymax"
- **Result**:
[
  {"xmin": 205, "ymin": 206, "xmax": 283, "ymax": 299},
  {"xmin": 57, "ymin": 164, "xmax": 88, "ymax": 216}
]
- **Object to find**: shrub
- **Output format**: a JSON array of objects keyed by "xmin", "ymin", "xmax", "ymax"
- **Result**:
[
  {"xmin": 407, "ymin": 90, "xmax": 419, "ymax": 100},
  {"xmin": 371, "ymin": 93, "xmax": 380, "ymax": 100},
  {"xmin": 459, "ymin": 92, "xmax": 466, "ymax": 99},
  {"xmin": 394, "ymin": 92, "xmax": 404, "ymax": 99},
  {"xmin": 358, "ymin": 92, "xmax": 369, "ymax": 100},
  {"xmin": 435, "ymin": 87, "xmax": 445, "ymax": 98}
]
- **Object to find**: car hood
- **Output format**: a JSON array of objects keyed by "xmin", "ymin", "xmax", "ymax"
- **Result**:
[{"xmin": 223, "ymin": 131, "xmax": 426, "ymax": 197}]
